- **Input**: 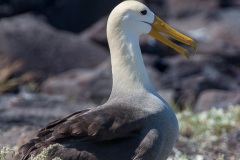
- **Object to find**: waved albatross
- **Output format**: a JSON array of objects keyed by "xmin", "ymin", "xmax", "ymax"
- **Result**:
[{"xmin": 13, "ymin": 1, "xmax": 197, "ymax": 160}]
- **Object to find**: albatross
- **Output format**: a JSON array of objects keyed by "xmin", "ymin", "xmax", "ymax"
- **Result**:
[{"xmin": 13, "ymin": 1, "xmax": 197, "ymax": 160}]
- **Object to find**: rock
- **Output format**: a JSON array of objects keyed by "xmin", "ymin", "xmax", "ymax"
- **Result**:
[
  {"xmin": 0, "ymin": 126, "xmax": 38, "ymax": 149},
  {"xmin": 0, "ymin": 0, "xmax": 123, "ymax": 32},
  {"xmin": 42, "ymin": 59, "xmax": 112, "ymax": 104},
  {"xmin": 146, "ymin": 0, "xmax": 167, "ymax": 19},
  {"xmin": 0, "ymin": 125, "xmax": 38, "ymax": 159},
  {"xmin": 80, "ymin": 16, "xmax": 109, "ymax": 47},
  {"xmin": 0, "ymin": 14, "xmax": 108, "ymax": 78},
  {"xmin": 0, "ymin": 92, "xmax": 96, "ymax": 151},
  {"xmin": 157, "ymin": 54, "xmax": 240, "ymax": 109},
  {"xmin": 195, "ymin": 90, "xmax": 240, "ymax": 112},
  {"xmin": 0, "ymin": 92, "xmax": 96, "ymax": 130},
  {"xmin": 167, "ymin": 0, "xmax": 218, "ymax": 17},
  {"xmin": 219, "ymin": 0, "xmax": 240, "ymax": 7},
  {"xmin": 0, "ymin": 93, "xmax": 96, "ymax": 151},
  {"xmin": 42, "ymin": 0, "xmax": 123, "ymax": 32},
  {"xmin": 207, "ymin": 9, "xmax": 240, "ymax": 48},
  {"xmin": 0, "ymin": 94, "xmax": 16, "ymax": 111}
]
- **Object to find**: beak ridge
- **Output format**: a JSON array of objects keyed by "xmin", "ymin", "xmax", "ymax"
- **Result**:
[{"xmin": 148, "ymin": 16, "xmax": 198, "ymax": 58}]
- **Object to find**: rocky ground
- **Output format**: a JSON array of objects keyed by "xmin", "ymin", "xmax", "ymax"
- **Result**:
[{"xmin": 0, "ymin": 0, "xmax": 239, "ymax": 159}]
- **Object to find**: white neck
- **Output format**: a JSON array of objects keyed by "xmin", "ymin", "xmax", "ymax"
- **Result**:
[{"xmin": 107, "ymin": 22, "xmax": 156, "ymax": 98}]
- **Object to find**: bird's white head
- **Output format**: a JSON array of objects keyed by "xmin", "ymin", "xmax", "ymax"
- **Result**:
[
  {"xmin": 107, "ymin": 0, "xmax": 198, "ymax": 58},
  {"xmin": 107, "ymin": 1, "xmax": 154, "ymax": 36}
]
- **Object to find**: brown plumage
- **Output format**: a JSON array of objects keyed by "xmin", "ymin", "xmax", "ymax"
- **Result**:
[{"xmin": 13, "ymin": 103, "xmax": 165, "ymax": 160}]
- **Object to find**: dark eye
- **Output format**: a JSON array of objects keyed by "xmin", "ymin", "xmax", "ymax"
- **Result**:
[{"xmin": 140, "ymin": 10, "xmax": 147, "ymax": 15}]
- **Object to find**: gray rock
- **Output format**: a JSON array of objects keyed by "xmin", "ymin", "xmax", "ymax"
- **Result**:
[
  {"xmin": 195, "ymin": 90, "xmax": 240, "ymax": 112},
  {"xmin": 80, "ymin": 16, "xmax": 108, "ymax": 47},
  {"xmin": 0, "ymin": 14, "xmax": 108, "ymax": 77},
  {"xmin": 42, "ymin": 58, "xmax": 112, "ymax": 104},
  {"xmin": 161, "ymin": 54, "xmax": 240, "ymax": 107},
  {"xmin": 167, "ymin": 0, "xmax": 218, "ymax": 17},
  {"xmin": 0, "ymin": 126, "xmax": 38, "ymax": 149},
  {"xmin": 207, "ymin": 9, "xmax": 240, "ymax": 48},
  {"xmin": 0, "ymin": 92, "xmax": 96, "ymax": 130}
]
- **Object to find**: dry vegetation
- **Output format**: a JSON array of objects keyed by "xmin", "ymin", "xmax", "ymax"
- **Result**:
[
  {"xmin": 169, "ymin": 105, "xmax": 240, "ymax": 160},
  {"xmin": 0, "ymin": 60, "xmax": 38, "ymax": 94}
]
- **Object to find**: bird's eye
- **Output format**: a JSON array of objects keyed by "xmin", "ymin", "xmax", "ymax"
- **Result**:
[{"xmin": 140, "ymin": 10, "xmax": 147, "ymax": 15}]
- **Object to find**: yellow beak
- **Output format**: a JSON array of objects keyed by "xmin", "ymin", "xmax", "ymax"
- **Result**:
[{"xmin": 149, "ymin": 16, "xmax": 198, "ymax": 58}]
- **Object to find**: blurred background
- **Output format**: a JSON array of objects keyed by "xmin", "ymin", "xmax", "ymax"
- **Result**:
[{"xmin": 0, "ymin": 0, "xmax": 239, "ymax": 159}]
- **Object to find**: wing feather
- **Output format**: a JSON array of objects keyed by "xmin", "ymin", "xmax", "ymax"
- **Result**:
[{"xmin": 14, "ymin": 105, "xmax": 145, "ymax": 160}]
